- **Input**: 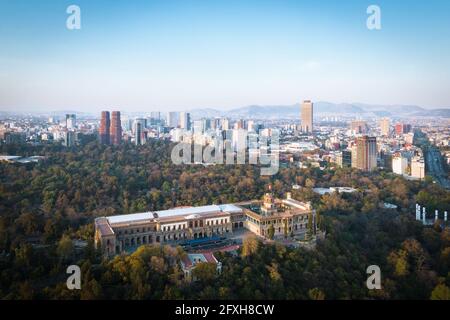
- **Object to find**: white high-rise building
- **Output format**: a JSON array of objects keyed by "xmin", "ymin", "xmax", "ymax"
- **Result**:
[
  {"xmin": 392, "ymin": 154, "xmax": 409, "ymax": 175},
  {"xmin": 221, "ymin": 118, "xmax": 229, "ymax": 131},
  {"xmin": 193, "ymin": 120, "xmax": 204, "ymax": 134},
  {"xmin": 405, "ymin": 133, "xmax": 415, "ymax": 144},
  {"xmin": 167, "ymin": 112, "xmax": 179, "ymax": 128},
  {"xmin": 179, "ymin": 112, "xmax": 191, "ymax": 130},
  {"xmin": 66, "ymin": 114, "xmax": 76, "ymax": 129},
  {"xmin": 247, "ymin": 120, "xmax": 255, "ymax": 132},
  {"xmin": 232, "ymin": 129, "xmax": 247, "ymax": 153},
  {"xmin": 121, "ymin": 115, "xmax": 132, "ymax": 131},
  {"xmin": 411, "ymin": 156, "xmax": 425, "ymax": 180}
]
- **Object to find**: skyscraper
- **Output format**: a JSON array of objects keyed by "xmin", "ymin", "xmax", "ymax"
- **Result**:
[
  {"xmin": 134, "ymin": 122, "xmax": 142, "ymax": 146},
  {"xmin": 64, "ymin": 131, "xmax": 76, "ymax": 147},
  {"xmin": 221, "ymin": 118, "xmax": 229, "ymax": 130},
  {"xmin": 66, "ymin": 114, "xmax": 76, "ymax": 129},
  {"xmin": 150, "ymin": 111, "xmax": 161, "ymax": 120},
  {"xmin": 379, "ymin": 118, "xmax": 390, "ymax": 136},
  {"xmin": 167, "ymin": 112, "xmax": 179, "ymax": 128},
  {"xmin": 336, "ymin": 150, "xmax": 352, "ymax": 168},
  {"xmin": 179, "ymin": 112, "xmax": 191, "ymax": 130},
  {"xmin": 411, "ymin": 156, "xmax": 425, "ymax": 180},
  {"xmin": 110, "ymin": 111, "xmax": 122, "ymax": 145},
  {"xmin": 193, "ymin": 120, "xmax": 204, "ymax": 134},
  {"xmin": 133, "ymin": 119, "xmax": 146, "ymax": 145},
  {"xmin": 403, "ymin": 124, "xmax": 412, "ymax": 134},
  {"xmin": 100, "ymin": 111, "xmax": 110, "ymax": 145},
  {"xmin": 350, "ymin": 120, "xmax": 368, "ymax": 134},
  {"xmin": 121, "ymin": 115, "xmax": 132, "ymax": 131},
  {"xmin": 301, "ymin": 100, "xmax": 313, "ymax": 133},
  {"xmin": 234, "ymin": 119, "xmax": 245, "ymax": 130},
  {"xmin": 212, "ymin": 118, "xmax": 221, "ymax": 130},
  {"xmin": 352, "ymin": 136, "xmax": 377, "ymax": 171},
  {"xmin": 395, "ymin": 123, "xmax": 412, "ymax": 135},
  {"xmin": 202, "ymin": 118, "xmax": 211, "ymax": 131},
  {"xmin": 247, "ymin": 120, "xmax": 255, "ymax": 132},
  {"xmin": 392, "ymin": 153, "xmax": 408, "ymax": 175}
]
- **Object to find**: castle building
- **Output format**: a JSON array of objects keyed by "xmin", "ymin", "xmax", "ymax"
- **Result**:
[
  {"xmin": 95, "ymin": 194, "xmax": 315, "ymax": 256},
  {"xmin": 243, "ymin": 193, "xmax": 314, "ymax": 239}
]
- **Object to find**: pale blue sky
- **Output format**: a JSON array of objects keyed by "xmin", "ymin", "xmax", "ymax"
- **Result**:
[{"xmin": 1, "ymin": 0, "xmax": 450, "ymax": 112}]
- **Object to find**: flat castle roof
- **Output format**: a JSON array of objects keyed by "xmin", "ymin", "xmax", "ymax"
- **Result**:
[{"xmin": 105, "ymin": 204, "xmax": 243, "ymax": 225}]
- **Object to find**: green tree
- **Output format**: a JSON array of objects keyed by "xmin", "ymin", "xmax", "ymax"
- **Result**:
[
  {"xmin": 192, "ymin": 263, "xmax": 217, "ymax": 282},
  {"xmin": 268, "ymin": 224, "xmax": 275, "ymax": 240},
  {"xmin": 57, "ymin": 234, "xmax": 74, "ymax": 261},
  {"xmin": 308, "ymin": 288, "xmax": 325, "ymax": 300},
  {"xmin": 430, "ymin": 284, "xmax": 450, "ymax": 300},
  {"xmin": 241, "ymin": 236, "xmax": 260, "ymax": 258}
]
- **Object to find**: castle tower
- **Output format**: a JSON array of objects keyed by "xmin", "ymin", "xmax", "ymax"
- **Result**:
[{"xmin": 261, "ymin": 185, "xmax": 277, "ymax": 216}]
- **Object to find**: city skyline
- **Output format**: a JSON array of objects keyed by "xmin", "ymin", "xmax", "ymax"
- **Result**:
[
  {"xmin": 1, "ymin": 0, "xmax": 450, "ymax": 112},
  {"xmin": 1, "ymin": 0, "xmax": 450, "ymax": 306},
  {"xmin": 1, "ymin": 99, "xmax": 450, "ymax": 116}
]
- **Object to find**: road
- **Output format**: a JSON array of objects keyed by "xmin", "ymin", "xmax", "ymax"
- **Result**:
[
  {"xmin": 415, "ymin": 130, "xmax": 450, "ymax": 189},
  {"xmin": 425, "ymin": 147, "xmax": 450, "ymax": 189}
]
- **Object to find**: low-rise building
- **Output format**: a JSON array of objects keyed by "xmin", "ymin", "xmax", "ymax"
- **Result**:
[{"xmin": 180, "ymin": 252, "xmax": 222, "ymax": 281}]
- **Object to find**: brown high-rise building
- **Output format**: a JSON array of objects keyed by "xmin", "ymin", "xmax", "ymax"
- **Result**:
[
  {"xmin": 350, "ymin": 120, "xmax": 368, "ymax": 134},
  {"xmin": 352, "ymin": 136, "xmax": 377, "ymax": 171},
  {"xmin": 110, "ymin": 111, "xmax": 122, "ymax": 145},
  {"xmin": 379, "ymin": 118, "xmax": 390, "ymax": 136},
  {"xmin": 301, "ymin": 100, "xmax": 313, "ymax": 133},
  {"xmin": 100, "ymin": 111, "xmax": 110, "ymax": 144},
  {"xmin": 395, "ymin": 123, "xmax": 412, "ymax": 135}
]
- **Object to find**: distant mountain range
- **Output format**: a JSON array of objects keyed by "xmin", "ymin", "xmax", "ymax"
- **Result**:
[
  {"xmin": 189, "ymin": 102, "xmax": 450, "ymax": 119},
  {"xmin": 1, "ymin": 102, "xmax": 450, "ymax": 119}
]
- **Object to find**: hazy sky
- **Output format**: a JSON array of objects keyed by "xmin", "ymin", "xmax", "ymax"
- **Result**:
[{"xmin": 1, "ymin": 0, "xmax": 450, "ymax": 112}]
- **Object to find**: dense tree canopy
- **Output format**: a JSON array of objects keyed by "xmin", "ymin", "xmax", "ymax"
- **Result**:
[{"xmin": 0, "ymin": 140, "xmax": 449, "ymax": 299}]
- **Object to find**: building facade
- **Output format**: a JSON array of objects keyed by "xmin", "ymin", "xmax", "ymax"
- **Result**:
[
  {"xmin": 64, "ymin": 130, "xmax": 76, "ymax": 147},
  {"xmin": 167, "ymin": 112, "xmax": 179, "ymax": 128},
  {"xmin": 181, "ymin": 253, "xmax": 222, "ymax": 281},
  {"xmin": 352, "ymin": 136, "xmax": 377, "ymax": 171},
  {"xmin": 411, "ymin": 156, "xmax": 425, "ymax": 179},
  {"xmin": 95, "ymin": 194, "xmax": 315, "ymax": 256},
  {"xmin": 301, "ymin": 100, "xmax": 314, "ymax": 134},
  {"xmin": 110, "ymin": 111, "xmax": 122, "ymax": 145},
  {"xmin": 379, "ymin": 118, "xmax": 390, "ymax": 136},
  {"xmin": 66, "ymin": 114, "xmax": 76, "ymax": 129},
  {"xmin": 392, "ymin": 154, "xmax": 409, "ymax": 175},
  {"xmin": 395, "ymin": 123, "xmax": 412, "ymax": 135},
  {"xmin": 133, "ymin": 118, "xmax": 146, "ymax": 145},
  {"xmin": 179, "ymin": 112, "xmax": 191, "ymax": 131},
  {"xmin": 336, "ymin": 150, "xmax": 352, "ymax": 168},
  {"xmin": 243, "ymin": 193, "xmax": 314, "ymax": 239},
  {"xmin": 99, "ymin": 111, "xmax": 110, "ymax": 145},
  {"xmin": 350, "ymin": 120, "xmax": 368, "ymax": 134}
]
